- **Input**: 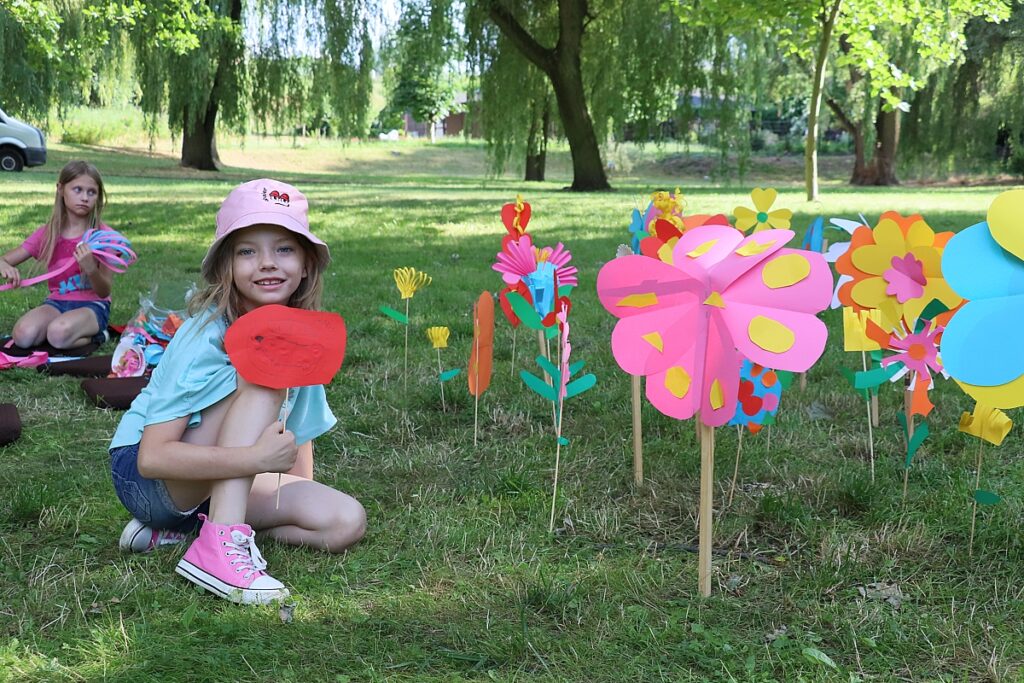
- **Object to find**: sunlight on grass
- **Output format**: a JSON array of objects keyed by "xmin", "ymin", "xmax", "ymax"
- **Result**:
[{"xmin": 0, "ymin": 135, "xmax": 1022, "ymax": 681}]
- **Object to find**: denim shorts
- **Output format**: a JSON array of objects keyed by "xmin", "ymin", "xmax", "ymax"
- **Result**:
[
  {"xmin": 43, "ymin": 298, "xmax": 111, "ymax": 343},
  {"xmin": 110, "ymin": 443, "xmax": 209, "ymax": 532}
]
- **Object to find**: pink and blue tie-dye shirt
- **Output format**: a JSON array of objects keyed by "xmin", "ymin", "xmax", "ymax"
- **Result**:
[{"xmin": 21, "ymin": 224, "xmax": 121, "ymax": 302}]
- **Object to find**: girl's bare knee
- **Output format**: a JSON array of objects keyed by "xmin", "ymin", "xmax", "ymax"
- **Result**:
[
  {"xmin": 45, "ymin": 319, "xmax": 76, "ymax": 348},
  {"xmin": 324, "ymin": 499, "xmax": 366, "ymax": 553},
  {"xmin": 235, "ymin": 376, "xmax": 287, "ymax": 405}
]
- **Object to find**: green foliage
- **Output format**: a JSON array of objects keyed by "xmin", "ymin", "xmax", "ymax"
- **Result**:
[{"xmin": 385, "ymin": 0, "xmax": 458, "ymax": 133}]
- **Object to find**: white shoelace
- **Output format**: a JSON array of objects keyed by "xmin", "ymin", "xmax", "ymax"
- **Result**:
[{"xmin": 226, "ymin": 529, "xmax": 268, "ymax": 579}]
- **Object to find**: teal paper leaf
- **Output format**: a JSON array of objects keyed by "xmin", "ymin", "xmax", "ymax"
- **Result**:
[
  {"xmin": 520, "ymin": 370, "xmax": 557, "ymax": 401},
  {"xmin": 557, "ymin": 285, "xmax": 574, "ymax": 297},
  {"xmin": 439, "ymin": 369, "xmax": 461, "ymax": 382},
  {"xmin": 379, "ymin": 305, "xmax": 409, "ymax": 325},
  {"xmin": 557, "ymin": 436, "xmax": 570, "ymax": 446},
  {"xmin": 776, "ymin": 370, "xmax": 795, "ymax": 390},
  {"xmin": 974, "ymin": 490, "xmax": 1001, "ymax": 506},
  {"xmin": 505, "ymin": 292, "xmax": 545, "ymax": 331},
  {"xmin": 853, "ymin": 363, "xmax": 902, "ymax": 390},
  {"xmin": 536, "ymin": 355, "xmax": 560, "ymax": 381},
  {"xmin": 904, "ymin": 419, "xmax": 929, "ymax": 469},
  {"xmin": 568, "ymin": 360, "xmax": 585, "ymax": 376},
  {"xmin": 918, "ymin": 299, "xmax": 950, "ymax": 326},
  {"xmin": 564, "ymin": 373, "xmax": 597, "ymax": 399}
]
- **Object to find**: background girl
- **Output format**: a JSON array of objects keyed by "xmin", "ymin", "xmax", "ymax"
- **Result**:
[
  {"xmin": 109, "ymin": 179, "xmax": 365, "ymax": 605},
  {"xmin": 0, "ymin": 160, "xmax": 119, "ymax": 349}
]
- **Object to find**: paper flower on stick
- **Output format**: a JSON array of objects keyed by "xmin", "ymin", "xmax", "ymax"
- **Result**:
[
  {"xmin": 836, "ymin": 212, "xmax": 961, "ymax": 326},
  {"xmin": 394, "ymin": 267, "xmax": 431, "ymax": 299},
  {"xmin": 426, "ymin": 326, "xmax": 450, "ymax": 349},
  {"xmin": 727, "ymin": 360, "xmax": 789, "ymax": 433},
  {"xmin": 500, "ymin": 195, "xmax": 532, "ymax": 246},
  {"xmin": 733, "ymin": 188, "xmax": 792, "ymax": 234},
  {"xmin": 468, "ymin": 292, "xmax": 494, "ymax": 397},
  {"xmin": 862, "ymin": 311, "xmax": 947, "ymax": 417},
  {"xmin": 597, "ymin": 226, "xmax": 832, "ymax": 426},
  {"xmin": 224, "ymin": 305, "xmax": 346, "ymax": 389},
  {"xmin": 493, "ymin": 235, "xmax": 577, "ymax": 289},
  {"xmin": 941, "ymin": 189, "xmax": 1024, "ymax": 408}
]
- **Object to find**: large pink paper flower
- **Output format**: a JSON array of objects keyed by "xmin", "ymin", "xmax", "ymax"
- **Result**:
[
  {"xmin": 597, "ymin": 226, "xmax": 832, "ymax": 426},
  {"xmin": 493, "ymin": 234, "xmax": 578, "ymax": 287}
]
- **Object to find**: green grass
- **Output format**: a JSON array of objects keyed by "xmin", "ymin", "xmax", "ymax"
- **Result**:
[{"xmin": 1, "ymin": 133, "xmax": 1023, "ymax": 682}]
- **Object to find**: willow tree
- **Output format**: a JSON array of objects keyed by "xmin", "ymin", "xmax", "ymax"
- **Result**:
[
  {"xmin": 818, "ymin": 0, "xmax": 1009, "ymax": 186},
  {"xmin": 467, "ymin": 0, "xmax": 698, "ymax": 189},
  {"xmin": 129, "ymin": 0, "xmax": 372, "ymax": 170},
  {"xmin": 902, "ymin": 6, "xmax": 1024, "ymax": 175},
  {"xmin": 0, "ymin": 0, "xmax": 134, "ymax": 122}
]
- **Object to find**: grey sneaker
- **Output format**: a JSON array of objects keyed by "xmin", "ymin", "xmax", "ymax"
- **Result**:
[{"xmin": 119, "ymin": 518, "xmax": 188, "ymax": 553}]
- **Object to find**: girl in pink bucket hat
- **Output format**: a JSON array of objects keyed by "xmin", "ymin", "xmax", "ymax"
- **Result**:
[{"xmin": 108, "ymin": 179, "xmax": 364, "ymax": 605}]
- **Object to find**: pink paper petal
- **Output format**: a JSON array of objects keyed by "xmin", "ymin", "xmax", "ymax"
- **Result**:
[
  {"xmin": 716, "ymin": 301, "xmax": 828, "ymax": 372},
  {"xmin": 610, "ymin": 301, "xmax": 701, "ymax": 376}
]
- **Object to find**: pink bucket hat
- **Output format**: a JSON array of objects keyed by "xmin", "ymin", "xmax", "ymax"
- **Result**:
[{"xmin": 201, "ymin": 179, "xmax": 330, "ymax": 282}]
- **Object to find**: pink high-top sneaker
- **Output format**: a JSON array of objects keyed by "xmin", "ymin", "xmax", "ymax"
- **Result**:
[{"xmin": 175, "ymin": 514, "xmax": 289, "ymax": 605}]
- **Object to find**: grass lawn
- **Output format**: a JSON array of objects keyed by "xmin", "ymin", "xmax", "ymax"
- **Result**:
[{"xmin": 1, "ymin": 136, "xmax": 1022, "ymax": 682}]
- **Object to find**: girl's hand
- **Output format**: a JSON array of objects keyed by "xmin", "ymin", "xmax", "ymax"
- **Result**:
[
  {"xmin": 255, "ymin": 420, "xmax": 298, "ymax": 473},
  {"xmin": 0, "ymin": 260, "xmax": 19, "ymax": 286},
  {"xmin": 74, "ymin": 243, "xmax": 98, "ymax": 274}
]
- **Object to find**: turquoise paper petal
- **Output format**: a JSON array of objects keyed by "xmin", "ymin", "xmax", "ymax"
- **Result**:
[
  {"xmin": 974, "ymin": 490, "xmax": 1001, "ymax": 506},
  {"xmin": 564, "ymin": 373, "xmax": 597, "ymax": 399},
  {"xmin": 536, "ymin": 355, "xmax": 560, "ymax": 381},
  {"xmin": 520, "ymin": 370, "xmax": 557, "ymax": 401},
  {"xmin": 439, "ymin": 369, "xmax": 461, "ymax": 382},
  {"xmin": 941, "ymin": 296, "xmax": 1024, "ymax": 386},
  {"xmin": 943, "ymin": 222, "xmax": 1024, "ymax": 300}
]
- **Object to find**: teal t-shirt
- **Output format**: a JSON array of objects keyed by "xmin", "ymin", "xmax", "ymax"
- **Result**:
[{"xmin": 110, "ymin": 309, "xmax": 337, "ymax": 449}]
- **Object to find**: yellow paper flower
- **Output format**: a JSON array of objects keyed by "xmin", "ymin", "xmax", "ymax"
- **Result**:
[
  {"xmin": 649, "ymin": 187, "xmax": 686, "ymax": 230},
  {"xmin": 426, "ymin": 326, "xmax": 450, "ymax": 349},
  {"xmin": 394, "ymin": 267, "xmax": 431, "ymax": 299},
  {"xmin": 733, "ymin": 188, "xmax": 792, "ymax": 233}
]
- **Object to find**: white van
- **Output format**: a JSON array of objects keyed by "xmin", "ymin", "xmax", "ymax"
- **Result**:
[{"xmin": 0, "ymin": 107, "xmax": 46, "ymax": 171}]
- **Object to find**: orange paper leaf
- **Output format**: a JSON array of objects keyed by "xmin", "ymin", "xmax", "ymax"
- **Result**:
[{"xmin": 468, "ymin": 292, "xmax": 494, "ymax": 397}]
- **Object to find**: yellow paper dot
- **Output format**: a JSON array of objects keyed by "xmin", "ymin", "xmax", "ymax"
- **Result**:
[
  {"xmin": 762, "ymin": 254, "xmax": 810, "ymax": 289},
  {"xmin": 641, "ymin": 332, "xmax": 664, "ymax": 352},
  {"xmin": 748, "ymin": 316, "xmax": 795, "ymax": 353},
  {"xmin": 617, "ymin": 293, "xmax": 658, "ymax": 308},
  {"xmin": 709, "ymin": 379, "xmax": 724, "ymax": 409},
  {"xmin": 687, "ymin": 239, "xmax": 718, "ymax": 258},
  {"xmin": 664, "ymin": 367, "xmax": 691, "ymax": 399}
]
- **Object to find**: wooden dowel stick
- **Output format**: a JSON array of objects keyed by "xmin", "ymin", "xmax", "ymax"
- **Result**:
[
  {"xmin": 698, "ymin": 422, "xmax": 716, "ymax": 597},
  {"xmin": 632, "ymin": 375, "xmax": 643, "ymax": 485},
  {"xmin": 969, "ymin": 441, "xmax": 984, "ymax": 556},
  {"xmin": 436, "ymin": 349, "xmax": 446, "ymax": 412}
]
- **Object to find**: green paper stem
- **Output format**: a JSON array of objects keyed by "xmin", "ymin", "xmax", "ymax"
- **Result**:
[{"xmin": 379, "ymin": 305, "xmax": 409, "ymax": 325}]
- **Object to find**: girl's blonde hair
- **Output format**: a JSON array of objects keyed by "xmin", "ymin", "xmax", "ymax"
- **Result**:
[
  {"xmin": 187, "ymin": 228, "xmax": 326, "ymax": 328},
  {"xmin": 38, "ymin": 161, "xmax": 106, "ymax": 268}
]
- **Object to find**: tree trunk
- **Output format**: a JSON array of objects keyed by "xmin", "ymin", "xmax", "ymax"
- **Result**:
[
  {"xmin": 179, "ymin": 0, "xmax": 241, "ymax": 171},
  {"xmin": 181, "ymin": 100, "xmax": 220, "ymax": 171},
  {"xmin": 551, "ymin": 59, "xmax": 609, "ymax": 191},
  {"xmin": 488, "ymin": 0, "xmax": 611, "ymax": 192},
  {"xmin": 851, "ymin": 99, "xmax": 900, "ymax": 186},
  {"xmin": 525, "ymin": 98, "xmax": 549, "ymax": 181},
  {"xmin": 804, "ymin": 0, "xmax": 843, "ymax": 201}
]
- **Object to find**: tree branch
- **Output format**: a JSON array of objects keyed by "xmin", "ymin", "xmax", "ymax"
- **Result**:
[
  {"xmin": 487, "ymin": 1, "xmax": 556, "ymax": 76},
  {"xmin": 825, "ymin": 96, "xmax": 857, "ymax": 136}
]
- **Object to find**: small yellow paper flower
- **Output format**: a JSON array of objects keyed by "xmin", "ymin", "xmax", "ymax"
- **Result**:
[
  {"xmin": 733, "ymin": 188, "xmax": 793, "ymax": 233},
  {"xmin": 394, "ymin": 267, "xmax": 431, "ymax": 299},
  {"xmin": 426, "ymin": 326, "xmax": 450, "ymax": 349}
]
